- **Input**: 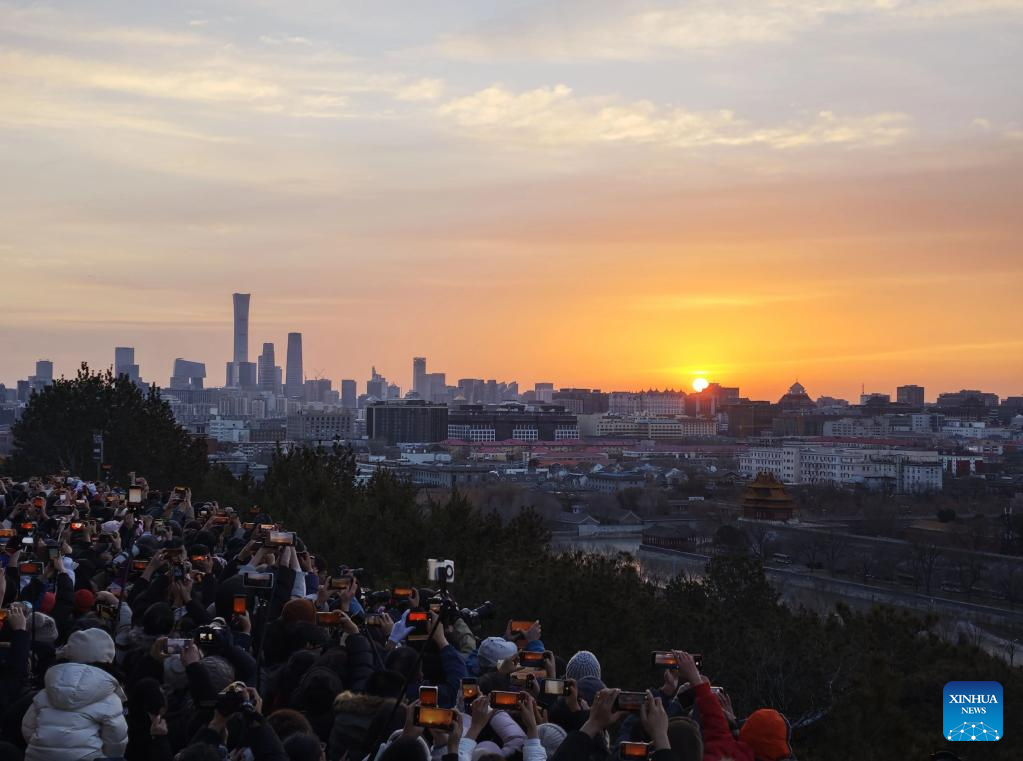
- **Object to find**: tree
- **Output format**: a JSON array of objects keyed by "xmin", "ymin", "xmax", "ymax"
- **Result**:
[
  {"xmin": 909, "ymin": 542, "xmax": 943, "ymax": 595},
  {"xmin": 10, "ymin": 363, "xmax": 207, "ymax": 487}
]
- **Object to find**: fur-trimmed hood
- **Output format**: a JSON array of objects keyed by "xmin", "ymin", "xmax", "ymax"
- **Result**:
[{"xmin": 333, "ymin": 690, "xmax": 394, "ymax": 716}]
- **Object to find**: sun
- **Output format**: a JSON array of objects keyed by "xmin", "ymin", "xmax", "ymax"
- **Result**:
[{"xmin": 692, "ymin": 377, "xmax": 709, "ymax": 392}]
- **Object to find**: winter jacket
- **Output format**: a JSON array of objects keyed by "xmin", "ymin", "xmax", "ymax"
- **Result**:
[
  {"xmin": 345, "ymin": 633, "xmax": 377, "ymax": 692},
  {"xmin": 328, "ymin": 690, "xmax": 395, "ymax": 761},
  {"xmin": 693, "ymin": 681, "xmax": 755, "ymax": 761},
  {"xmin": 22, "ymin": 662, "xmax": 128, "ymax": 761}
]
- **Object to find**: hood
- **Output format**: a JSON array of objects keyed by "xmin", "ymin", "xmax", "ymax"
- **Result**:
[
  {"xmin": 44, "ymin": 662, "xmax": 124, "ymax": 711},
  {"xmin": 333, "ymin": 690, "xmax": 393, "ymax": 716}
]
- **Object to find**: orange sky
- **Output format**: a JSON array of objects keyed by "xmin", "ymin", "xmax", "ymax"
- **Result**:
[{"xmin": 1, "ymin": 2, "xmax": 1022, "ymax": 401}]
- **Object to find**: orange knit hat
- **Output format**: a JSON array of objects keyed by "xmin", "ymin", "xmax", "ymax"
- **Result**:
[{"xmin": 738, "ymin": 709, "xmax": 792, "ymax": 761}]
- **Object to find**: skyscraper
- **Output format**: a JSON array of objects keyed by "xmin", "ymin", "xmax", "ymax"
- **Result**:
[
  {"xmin": 897, "ymin": 385, "xmax": 925, "ymax": 406},
  {"xmin": 412, "ymin": 357, "xmax": 427, "ymax": 397},
  {"xmin": 114, "ymin": 347, "xmax": 141, "ymax": 385},
  {"xmin": 233, "ymin": 293, "xmax": 250, "ymax": 363},
  {"xmin": 258, "ymin": 343, "xmax": 276, "ymax": 392},
  {"xmin": 285, "ymin": 332, "xmax": 303, "ymax": 398},
  {"xmin": 34, "ymin": 360, "xmax": 53, "ymax": 383},
  {"xmin": 341, "ymin": 379, "xmax": 357, "ymax": 409},
  {"xmin": 226, "ymin": 293, "xmax": 251, "ymax": 386},
  {"xmin": 535, "ymin": 382, "xmax": 554, "ymax": 403}
]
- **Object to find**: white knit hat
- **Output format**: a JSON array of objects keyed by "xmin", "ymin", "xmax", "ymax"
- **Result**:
[{"xmin": 58, "ymin": 627, "xmax": 116, "ymax": 664}]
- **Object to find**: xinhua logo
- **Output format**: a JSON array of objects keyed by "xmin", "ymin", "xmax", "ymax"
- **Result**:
[{"xmin": 943, "ymin": 681, "xmax": 1002, "ymax": 742}]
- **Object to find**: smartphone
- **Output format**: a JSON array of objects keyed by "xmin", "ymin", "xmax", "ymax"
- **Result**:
[
  {"xmin": 392, "ymin": 587, "xmax": 414, "ymax": 601},
  {"xmin": 258, "ymin": 523, "xmax": 276, "ymax": 533},
  {"xmin": 18, "ymin": 522, "xmax": 35, "ymax": 533},
  {"xmin": 191, "ymin": 555, "xmax": 209, "ymax": 564},
  {"xmin": 267, "ymin": 530, "xmax": 294, "ymax": 547},
  {"xmin": 711, "ymin": 686, "xmax": 726, "ymax": 696},
  {"xmin": 511, "ymin": 669, "xmax": 545, "ymax": 686},
  {"xmin": 613, "ymin": 692, "xmax": 646, "ymax": 712},
  {"xmin": 651, "ymin": 651, "xmax": 701, "ymax": 669},
  {"xmin": 163, "ymin": 638, "xmax": 189, "ymax": 655},
  {"xmin": 413, "ymin": 706, "xmax": 455, "ymax": 731},
  {"xmin": 174, "ymin": 486, "xmax": 187, "ymax": 496},
  {"xmin": 47, "ymin": 547, "xmax": 60, "ymax": 560},
  {"xmin": 407, "ymin": 609, "xmax": 429, "ymax": 640},
  {"xmin": 316, "ymin": 610, "xmax": 345, "ymax": 626},
  {"xmin": 132, "ymin": 559, "xmax": 149, "ymax": 571},
  {"xmin": 128, "ymin": 487, "xmax": 143, "ymax": 505},
  {"xmin": 509, "ymin": 619, "xmax": 537, "ymax": 634},
  {"xmin": 243, "ymin": 571, "xmax": 274, "ymax": 589},
  {"xmin": 31, "ymin": 497, "xmax": 45, "ymax": 509},
  {"xmin": 365, "ymin": 615, "xmax": 384, "ymax": 627},
  {"xmin": 330, "ymin": 577, "xmax": 352, "ymax": 591},
  {"xmin": 70, "ymin": 521, "xmax": 85, "ymax": 532},
  {"xmin": 520, "ymin": 650, "xmax": 545, "ymax": 667},
  {"xmin": 489, "ymin": 691, "xmax": 523, "ymax": 709},
  {"xmin": 211, "ymin": 516, "xmax": 230, "ymax": 525},
  {"xmin": 233, "ymin": 595, "xmax": 247, "ymax": 615},
  {"xmin": 419, "ymin": 686, "xmax": 439, "ymax": 707},
  {"xmin": 461, "ymin": 678, "xmax": 480, "ymax": 701},
  {"xmin": 651, "ymin": 651, "xmax": 678, "ymax": 668},
  {"xmin": 19, "ymin": 561, "xmax": 44, "ymax": 575},
  {"xmin": 620, "ymin": 742, "xmax": 651, "ymax": 759},
  {"xmin": 0, "ymin": 529, "xmax": 13, "ymax": 539},
  {"xmin": 242, "ymin": 522, "xmax": 255, "ymax": 531},
  {"xmin": 544, "ymin": 678, "xmax": 567, "ymax": 696}
]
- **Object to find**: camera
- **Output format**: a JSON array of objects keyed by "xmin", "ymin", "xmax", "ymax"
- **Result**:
[
  {"xmin": 459, "ymin": 601, "xmax": 494, "ymax": 628},
  {"xmin": 195, "ymin": 622, "xmax": 228, "ymax": 649},
  {"xmin": 216, "ymin": 681, "xmax": 254, "ymax": 716},
  {"xmin": 427, "ymin": 558, "xmax": 455, "ymax": 584},
  {"xmin": 242, "ymin": 571, "xmax": 274, "ymax": 591}
]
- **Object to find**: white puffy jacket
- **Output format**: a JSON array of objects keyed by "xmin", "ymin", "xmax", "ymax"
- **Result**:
[{"xmin": 22, "ymin": 662, "xmax": 128, "ymax": 761}]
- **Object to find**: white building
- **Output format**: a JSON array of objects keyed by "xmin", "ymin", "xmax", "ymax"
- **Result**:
[
  {"xmin": 608, "ymin": 391, "xmax": 686, "ymax": 416},
  {"xmin": 207, "ymin": 416, "xmax": 249, "ymax": 443},
  {"xmin": 596, "ymin": 416, "xmax": 716, "ymax": 439},
  {"xmin": 740, "ymin": 445, "xmax": 942, "ymax": 493}
]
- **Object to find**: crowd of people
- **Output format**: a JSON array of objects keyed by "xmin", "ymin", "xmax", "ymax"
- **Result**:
[{"xmin": 0, "ymin": 473, "xmax": 800, "ymax": 761}]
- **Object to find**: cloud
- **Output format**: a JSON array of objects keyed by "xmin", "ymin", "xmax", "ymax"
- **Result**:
[
  {"xmin": 396, "ymin": 78, "xmax": 445, "ymax": 102},
  {"xmin": 438, "ymin": 84, "xmax": 911, "ymax": 150},
  {"xmin": 259, "ymin": 34, "xmax": 313, "ymax": 46},
  {"xmin": 438, "ymin": 0, "xmax": 1023, "ymax": 61}
]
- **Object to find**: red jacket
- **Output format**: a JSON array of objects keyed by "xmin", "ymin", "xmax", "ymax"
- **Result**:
[{"xmin": 693, "ymin": 681, "xmax": 755, "ymax": 761}]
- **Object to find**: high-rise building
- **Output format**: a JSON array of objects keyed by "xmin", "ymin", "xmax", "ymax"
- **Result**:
[
  {"xmin": 896, "ymin": 385, "xmax": 925, "ymax": 406},
  {"xmin": 341, "ymin": 379, "xmax": 357, "ymax": 409},
  {"xmin": 534, "ymin": 382, "xmax": 554, "ymax": 403},
  {"xmin": 412, "ymin": 357, "xmax": 427, "ymax": 397},
  {"xmin": 233, "ymin": 293, "xmax": 250, "ymax": 364},
  {"xmin": 366, "ymin": 400, "xmax": 448, "ymax": 444},
  {"xmin": 114, "ymin": 347, "xmax": 141, "ymax": 385},
  {"xmin": 426, "ymin": 372, "xmax": 446, "ymax": 402},
  {"xmin": 258, "ymin": 343, "xmax": 276, "ymax": 392},
  {"xmin": 34, "ymin": 360, "xmax": 54, "ymax": 383},
  {"xmin": 169, "ymin": 359, "xmax": 206, "ymax": 390},
  {"xmin": 226, "ymin": 293, "xmax": 251, "ymax": 387},
  {"xmin": 285, "ymin": 332, "xmax": 303, "ymax": 398},
  {"xmin": 366, "ymin": 367, "xmax": 387, "ymax": 400},
  {"xmin": 304, "ymin": 378, "xmax": 332, "ymax": 403}
]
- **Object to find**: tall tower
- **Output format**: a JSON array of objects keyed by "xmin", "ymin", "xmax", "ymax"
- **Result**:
[
  {"xmin": 258, "ymin": 343, "xmax": 276, "ymax": 392},
  {"xmin": 285, "ymin": 332, "xmax": 303, "ymax": 398},
  {"xmin": 233, "ymin": 293, "xmax": 250, "ymax": 364},
  {"xmin": 114, "ymin": 347, "xmax": 141, "ymax": 385},
  {"xmin": 413, "ymin": 357, "xmax": 427, "ymax": 398}
]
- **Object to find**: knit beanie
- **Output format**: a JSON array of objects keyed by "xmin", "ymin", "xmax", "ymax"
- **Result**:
[
  {"xmin": 477, "ymin": 636, "xmax": 518, "ymax": 671},
  {"xmin": 282, "ymin": 598, "xmax": 317, "ymax": 625},
  {"xmin": 575, "ymin": 675, "xmax": 605, "ymax": 705},
  {"xmin": 201, "ymin": 655, "xmax": 237, "ymax": 694},
  {"xmin": 31, "ymin": 613, "xmax": 59, "ymax": 645},
  {"xmin": 566, "ymin": 650, "xmax": 601, "ymax": 681},
  {"xmin": 59, "ymin": 627, "xmax": 116, "ymax": 664},
  {"xmin": 667, "ymin": 717, "xmax": 704, "ymax": 761},
  {"xmin": 74, "ymin": 589, "xmax": 96, "ymax": 615},
  {"xmin": 537, "ymin": 723, "xmax": 567, "ymax": 757},
  {"xmin": 739, "ymin": 709, "xmax": 792, "ymax": 761}
]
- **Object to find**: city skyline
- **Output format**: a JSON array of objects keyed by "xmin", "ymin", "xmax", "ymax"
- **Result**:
[{"xmin": 2, "ymin": 2, "xmax": 1022, "ymax": 398}]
